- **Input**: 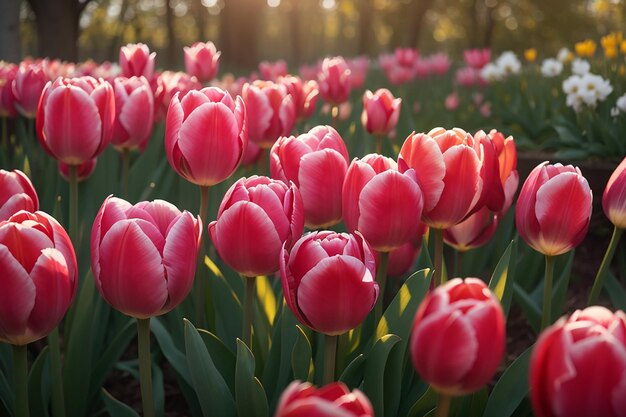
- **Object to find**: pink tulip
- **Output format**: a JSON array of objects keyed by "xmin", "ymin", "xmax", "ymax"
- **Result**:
[
  {"xmin": 444, "ymin": 92, "xmax": 460, "ymax": 111},
  {"xmin": 388, "ymin": 237, "xmax": 424, "ymax": 277},
  {"xmin": 184, "ymin": 41, "xmax": 221, "ymax": 83},
  {"xmin": 279, "ymin": 75, "xmax": 319, "ymax": 121},
  {"xmin": 603, "ymin": 157, "xmax": 626, "ymax": 228},
  {"xmin": 379, "ymin": 48, "xmax": 420, "ymax": 85},
  {"xmin": 58, "ymin": 158, "xmax": 97, "ymax": 183},
  {"xmin": 455, "ymin": 67, "xmax": 480, "ymax": 87},
  {"xmin": 111, "ymin": 76, "xmax": 154, "ymax": 152},
  {"xmin": 530, "ymin": 306, "xmax": 626, "ymax": 417},
  {"xmin": 398, "ymin": 128, "xmax": 483, "ymax": 229},
  {"xmin": 242, "ymin": 80, "xmax": 296, "ymax": 149},
  {"xmin": 299, "ymin": 63, "xmax": 320, "ymax": 82},
  {"xmin": 0, "ymin": 62, "xmax": 18, "ymax": 117},
  {"xmin": 347, "ymin": 56, "xmax": 370, "ymax": 89},
  {"xmin": 515, "ymin": 162, "xmax": 592, "ymax": 256},
  {"xmin": 464, "ymin": 48, "xmax": 491, "ymax": 70},
  {"xmin": 361, "ymin": 88, "xmax": 401, "ymax": 136},
  {"xmin": 0, "ymin": 169, "xmax": 39, "ymax": 221},
  {"xmin": 428, "ymin": 53, "xmax": 452, "ymax": 76},
  {"xmin": 91, "ymin": 196, "xmax": 201, "ymax": 318},
  {"xmin": 164, "ymin": 87, "xmax": 247, "ymax": 187},
  {"xmin": 209, "ymin": 176, "xmax": 304, "ymax": 277},
  {"xmin": 13, "ymin": 60, "xmax": 50, "ymax": 118},
  {"xmin": 270, "ymin": 125, "xmax": 349, "ymax": 228},
  {"xmin": 343, "ymin": 153, "xmax": 424, "ymax": 252},
  {"xmin": 410, "ymin": 278, "xmax": 505, "ymax": 396},
  {"xmin": 280, "ymin": 231, "xmax": 378, "ymax": 335},
  {"xmin": 0, "ymin": 210, "xmax": 77, "ymax": 345},
  {"xmin": 317, "ymin": 57, "xmax": 352, "ymax": 105},
  {"xmin": 241, "ymin": 140, "xmax": 263, "ymax": 167},
  {"xmin": 275, "ymin": 380, "xmax": 374, "ymax": 417},
  {"xmin": 259, "ymin": 59, "xmax": 288, "ymax": 81},
  {"xmin": 36, "ymin": 76, "xmax": 115, "ymax": 166},
  {"xmin": 119, "ymin": 43, "xmax": 156, "ymax": 80},
  {"xmin": 153, "ymin": 70, "xmax": 202, "ymax": 122}
]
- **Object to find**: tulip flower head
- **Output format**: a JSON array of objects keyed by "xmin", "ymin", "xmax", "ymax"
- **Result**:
[
  {"xmin": 410, "ymin": 278, "xmax": 505, "ymax": 396},
  {"xmin": 603, "ymin": 157, "xmax": 626, "ymax": 229},
  {"xmin": 361, "ymin": 88, "xmax": 401, "ymax": 136},
  {"xmin": 0, "ymin": 62, "xmax": 18, "ymax": 117},
  {"xmin": 13, "ymin": 59, "xmax": 50, "ymax": 118},
  {"xmin": 153, "ymin": 70, "xmax": 202, "ymax": 122},
  {"xmin": 0, "ymin": 211, "xmax": 77, "ymax": 345},
  {"xmin": 317, "ymin": 57, "xmax": 352, "ymax": 106},
  {"xmin": 280, "ymin": 231, "xmax": 378, "ymax": 335},
  {"xmin": 111, "ymin": 76, "xmax": 154, "ymax": 152},
  {"xmin": 463, "ymin": 48, "xmax": 491, "ymax": 70},
  {"xmin": 259, "ymin": 59, "xmax": 288, "ymax": 81},
  {"xmin": 184, "ymin": 41, "xmax": 221, "ymax": 83},
  {"xmin": 0, "ymin": 169, "xmax": 39, "ymax": 221},
  {"xmin": 119, "ymin": 43, "xmax": 156, "ymax": 80},
  {"xmin": 91, "ymin": 196, "xmax": 202, "ymax": 318},
  {"xmin": 530, "ymin": 306, "xmax": 626, "ymax": 417},
  {"xmin": 279, "ymin": 75, "xmax": 319, "ymax": 121}
]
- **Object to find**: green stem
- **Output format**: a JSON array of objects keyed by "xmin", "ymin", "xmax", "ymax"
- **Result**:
[
  {"xmin": 48, "ymin": 327, "xmax": 66, "ymax": 417},
  {"xmin": 375, "ymin": 134, "xmax": 383, "ymax": 155},
  {"xmin": 433, "ymin": 228, "xmax": 445, "ymax": 287},
  {"xmin": 195, "ymin": 186, "xmax": 210, "ymax": 326},
  {"xmin": 69, "ymin": 165, "xmax": 78, "ymax": 247},
  {"xmin": 13, "ymin": 344, "xmax": 29, "ymax": 417},
  {"xmin": 435, "ymin": 392, "xmax": 451, "ymax": 417},
  {"xmin": 374, "ymin": 251, "xmax": 390, "ymax": 325},
  {"xmin": 137, "ymin": 318, "xmax": 155, "ymax": 417},
  {"xmin": 121, "ymin": 149, "xmax": 130, "ymax": 200},
  {"xmin": 588, "ymin": 226, "xmax": 623, "ymax": 305},
  {"xmin": 242, "ymin": 276, "xmax": 257, "ymax": 347},
  {"xmin": 323, "ymin": 334, "xmax": 338, "ymax": 384},
  {"xmin": 541, "ymin": 255, "xmax": 556, "ymax": 330},
  {"xmin": 331, "ymin": 105, "xmax": 339, "ymax": 129}
]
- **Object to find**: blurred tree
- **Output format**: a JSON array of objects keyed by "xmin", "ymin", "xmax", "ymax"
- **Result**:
[
  {"xmin": 0, "ymin": 0, "xmax": 21, "ymax": 61},
  {"xmin": 357, "ymin": 0, "xmax": 374, "ymax": 55},
  {"xmin": 220, "ymin": 0, "xmax": 265, "ymax": 69}
]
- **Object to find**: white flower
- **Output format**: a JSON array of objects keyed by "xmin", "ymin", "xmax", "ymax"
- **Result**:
[
  {"xmin": 611, "ymin": 107, "xmax": 620, "ymax": 117},
  {"xmin": 557, "ymin": 48, "xmax": 571, "ymax": 63},
  {"xmin": 495, "ymin": 51, "xmax": 521, "ymax": 76},
  {"xmin": 616, "ymin": 93, "xmax": 626, "ymax": 113},
  {"xmin": 571, "ymin": 58, "xmax": 590, "ymax": 76},
  {"xmin": 563, "ymin": 73, "xmax": 613, "ymax": 111},
  {"xmin": 562, "ymin": 75, "xmax": 582, "ymax": 95},
  {"xmin": 480, "ymin": 63, "xmax": 502, "ymax": 83},
  {"xmin": 541, "ymin": 58, "xmax": 563, "ymax": 77}
]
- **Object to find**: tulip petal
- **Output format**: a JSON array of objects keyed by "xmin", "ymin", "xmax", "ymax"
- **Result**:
[
  {"xmin": 247, "ymin": 184, "xmax": 290, "ymax": 240},
  {"xmin": 342, "ymin": 160, "xmax": 376, "ymax": 234},
  {"xmin": 530, "ymin": 322, "xmax": 568, "ymax": 417},
  {"xmin": 280, "ymin": 398, "xmax": 355, "ymax": 417},
  {"xmin": 0, "ymin": 223, "xmax": 54, "ymax": 273},
  {"xmin": 91, "ymin": 196, "xmax": 132, "ymax": 282},
  {"xmin": 119, "ymin": 87, "xmax": 154, "ymax": 148},
  {"xmin": 0, "ymin": 194, "xmax": 36, "ymax": 221},
  {"xmin": 163, "ymin": 212, "xmax": 199, "ymax": 310},
  {"xmin": 0, "ymin": 244, "xmax": 35, "ymax": 341},
  {"xmin": 141, "ymin": 199, "xmax": 182, "ymax": 236},
  {"xmin": 272, "ymin": 137, "xmax": 312, "ymax": 186},
  {"xmin": 164, "ymin": 94, "xmax": 185, "ymax": 172}
]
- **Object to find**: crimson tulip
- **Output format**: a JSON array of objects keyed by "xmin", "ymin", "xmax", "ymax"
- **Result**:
[
  {"xmin": 111, "ymin": 76, "xmax": 154, "ymax": 152},
  {"xmin": 317, "ymin": 57, "xmax": 352, "ymax": 106},
  {"xmin": 184, "ymin": 41, "xmax": 221, "ymax": 83},
  {"xmin": 0, "ymin": 210, "xmax": 77, "ymax": 345},
  {"xmin": 164, "ymin": 87, "xmax": 247, "ymax": 187},
  {"xmin": 119, "ymin": 43, "xmax": 156, "ymax": 80},
  {"xmin": 279, "ymin": 75, "xmax": 319, "ymax": 121},
  {"xmin": 275, "ymin": 380, "xmax": 374, "ymax": 417},
  {"xmin": 388, "ymin": 238, "xmax": 423, "ymax": 277},
  {"xmin": 603, "ymin": 156, "xmax": 626, "ymax": 229},
  {"xmin": 530, "ymin": 306, "xmax": 626, "ymax": 417},
  {"xmin": 13, "ymin": 60, "xmax": 50, "ymax": 118},
  {"xmin": 209, "ymin": 176, "xmax": 304, "ymax": 277},
  {"xmin": 0, "ymin": 62, "xmax": 18, "ymax": 118},
  {"xmin": 270, "ymin": 125, "xmax": 349, "ymax": 228},
  {"xmin": 36, "ymin": 76, "xmax": 114, "ymax": 166},
  {"xmin": 280, "ymin": 231, "xmax": 378, "ymax": 335},
  {"xmin": 0, "ymin": 169, "xmax": 39, "ymax": 221},
  {"xmin": 361, "ymin": 89, "xmax": 401, "ymax": 137},
  {"xmin": 410, "ymin": 278, "xmax": 505, "ymax": 396}
]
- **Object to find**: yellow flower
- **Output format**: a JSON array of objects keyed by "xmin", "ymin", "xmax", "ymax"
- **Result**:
[
  {"xmin": 605, "ymin": 47, "xmax": 618, "ymax": 59},
  {"xmin": 621, "ymin": 40, "xmax": 626, "ymax": 54},
  {"xmin": 575, "ymin": 39, "xmax": 597, "ymax": 57},
  {"xmin": 620, "ymin": 64, "xmax": 626, "ymax": 76},
  {"xmin": 524, "ymin": 48, "xmax": 537, "ymax": 62}
]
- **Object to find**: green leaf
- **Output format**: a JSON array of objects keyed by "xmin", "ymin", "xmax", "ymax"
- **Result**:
[
  {"xmin": 606, "ymin": 272, "xmax": 626, "ymax": 310},
  {"xmin": 338, "ymin": 354, "xmax": 365, "ymax": 388},
  {"xmin": 28, "ymin": 347, "xmax": 50, "ymax": 417},
  {"xmin": 407, "ymin": 386, "xmax": 437, "ymax": 417},
  {"xmin": 551, "ymin": 252, "xmax": 574, "ymax": 321},
  {"xmin": 291, "ymin": 325, "xmax": 312, "ymax": 382},
  {"xmin": 512, "ymin": 283, "xmax": 541, "ymax": 332},
  {"xmin": 235, "ymin": 340, "xmax": 269, "ymax": 417},
  {"xmin": 488, "ymin": 240, "xmax": 517, "ymax": 317},
  {"xmin": 152, "ymin": 318, "xmax": 191, "ymax": 384},
  {"xmin": 101, "ymin": 388, "xmax": 140, "ymax": 417},
  {"xmin": 482, "ymin": 345, "xmax": 533, "ymax": 417},
  {"xmin": 184, "ymin": 319, "xmax": 236, "ymax": 417},
  {"xmin": 198, "ymin": 329, "xmax": 237, "ymax": 395},
  {"xmin": 0, "ymin": 345, "xmax": 15, "ymax": 416},
  {"xmin": 362, "ymin": 334, "xmax": 402, "ymax": 417}
]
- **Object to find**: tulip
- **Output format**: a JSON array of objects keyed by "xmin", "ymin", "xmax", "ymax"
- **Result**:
[
  {"xmin": 13, "ymin": 60, "xmax": 50, "ymax": 118},
  {"xmin": 111, "ymin": 76, "xmax": 154, "ymax": 152},
  {"xmin": 388, "ymin": 237, "xmax": 423, "ymax": 277},
  {"xmin": 378, "ymin": 48, "xmax": 419, "ymax": 85},
  {"xmin": 184, "ymin": 41, "xmax": 221, "ymax": 83},
  {"xmin": 444, "ymin": 92, "xmax": 460, "ymax": 111},
  {"xmin": 429, "ymin": 52, "xmax": 452, "ymax": 75},
  {"xmin": 0, "ymin": 169, "xmax": 39, "ymax": 221},
  {"xmin": 36, "ymin": 76, "xmax": 115, "ymax": 166},
  {"xmin": 58, "ymin": 158, "xmax": 97, "ymax": 183},
  {"xmin": 299, "ymin": 62, "xmax": 320, "ymax": 82},
  {"xmin": 279, "ymin": 75, "xmax": 319, "ymax": 121},
  {"xmin": 259, "ymin": 59, "xmax": 288, "ymax": 81},
  {"xmin": 275, "ymin": 380, "xmax": 374, "ymax": 417},
  {"xmin": 410, "ymin": 278, "xmax": 505, "ymax": 406},
  {"xmin": 119, "ymin": 43, "xmax": 156, "ymax": 80},
  {"xmin": 317, "ymin": 57, "xmax": 352, "ymax": 106},
  {"xmin": 0, "ymin": 210, "xmax": 77, "ymax": 345},
  {"xmin": 455, "ymin": 67, "xmax": 482, "ymax": 88},
  {"xmin": 152, "ymin": 70, "xmax": 202, "ymax": 122},
  {"xmin": 242, "ymin": 80, "xmax": 296, "ymax": 149},
  {"xmin": 0, "ymin": 62, "xmax": 18, "ymax": 118},
  {"xmin": 164, "ymin": 87, "xmax": 247, "ymax": 187},
  {"xmin": 347, "ymin": 56, "xmax": 370, "ymax": 89},
  {"xmin": 270, "ymin": 125, "xmax": 349, "ymax": 228},
  {"xmin": 361, "ymin": 88, "xmax": 401, "ymax": 140},
  {"xmin": 241, "ymin": 140, "xmax": 263, "ymax": 167},
  {"xmin": 530, "ymin": 306, "xmax": 626, "ymax": 417},
  {"xmin": 463, "ymin": 48, "xmax": 491, "ymax": 70}
]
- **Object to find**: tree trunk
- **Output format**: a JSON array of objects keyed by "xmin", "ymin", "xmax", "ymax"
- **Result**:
[
  {"xmin": 192, "ymin": 0, "xmax": 208, "ymax": 41},
  {"xmin": 0, "ymin": 0, "xmax": 22, "ymax": 62},
  {"xmin": 357, "ymin": 0, "xmax": 373, "ymax": 55},
  {"xmin": 407, "ymin": 0, "xmax": 436, "ymax": 48},
  {"xmin": 165, "ymin": 0, "xmax": 178, "ymax": 69},
  {"xmin": 219, "ymin": 0, "xmax": 264, "ymax": 70},
  {"xmin": 27, "ymin": 0, "xmax": 84, "ymax": 61},
  {"xmin": 287, "ymin": 0, "xmax": 301, "ymax": 65}
]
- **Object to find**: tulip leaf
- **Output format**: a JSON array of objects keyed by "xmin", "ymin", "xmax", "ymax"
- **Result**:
[
  {"xmin": 606, "ymin": 272, "xmax": 626, "ymax": 310},
  {"xmin": 235, "ymin": 339, "xmax": 269, "ymax": 417},
  {"xmin": 198, "ymin": 328, "xmax": 237, "ymax": 395},
  {"xmin": 101, "ymin": 388, "xmax": 140, "ymax": 417},
  {"xmin": 407, "ymin": 386, "xmax": 437, "ymax": 417},
  {"xmin": 184, "ymin": 319, "xmax": 237, "ymax": 417},
  {"xmin": 28, "ymin": 347, "xmax": 50, "ymax": 417},
  {"xmin": 482, "ymin": 345, "xmax": 533, "ymax": 417},
  {"xmin": 550, "ymin": 251, "xmax": 574, "ymax": 321},
  {"xmin": 0, "ymin": 346, "xmax": 15, "ymax": 416},
  {"xmin": 450, "ymin": 388, "xmax": 488, "ymax": 417},
  {"xmin": 291, "ymin": 325, "xmax": 312, "ymax": 382},
  {"xmin": 151, "ymin": 318, "xmax": 191, "ymax": 384},
  {"xmin": 512, "ymin": 283, "xmax": 541, "ymax": 332},
  {"xmin": 488, "ymin": 239, "xmax": 517, "ymax": 317},
  {"xmin": 362, "ymin": 334, "xmax": 402, "ymax": 417},
  {"xmin": 339, "ymin": 354, "xmax": 365, "ymax": 388}
]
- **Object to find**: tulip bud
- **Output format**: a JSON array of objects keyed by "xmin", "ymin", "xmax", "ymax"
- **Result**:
[
  {"xmin": 279, "ymin": 75, "xmax": 319, "ymax": 121},
  {"xmin": 0, "ymin": 169, "xmax": 39, "ymax": 221},
  {"xmin": 259, "ymin": 59, "xmax": 288, "ymax": 81},
  {"xmin": 184, "ymin": 41, "xmax": 221, "ymax": 83},
  {"xmin": 361, "ymin": 89, "xmax": 401, "ymax": 136},
  {"xmin": 0, "ymin": 62, "xmax": 18, "ymax": 118},
  {"xmin": 603, "ymin": 156, "xmax": 626, "ymax": 229},
  {"xmin": 13, "ymin": 60, "xmax": 50, "ymax": 118},
  {"xmin": 317, "ymin": 57, "xmax": 352, "ymax": 106},
  {"xmin": 119, "ymin": 43, "xmax": 156, "ymax": 81},
  {"xmin": 111, "ymin": 76, "xmax": 154, "ymax": 152},
  {"xmin": 347, "ymin": 56, "xmax": 370, "ymax": 89},
  {"xmin": 152, "ymin": 70, "xmax": 202, "ymax": 122}
]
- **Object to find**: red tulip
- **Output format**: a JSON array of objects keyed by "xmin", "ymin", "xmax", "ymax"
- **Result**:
[
  {"xmin": 0, "ymin": 62, "xmax": 18, "ymax": 118},
  {"xmin": 275, "ymin": 380, "xmax": 374, "ymax": 417},
  {"xmin": 317, "ymin": 57, "xmax": 352, "ymax": 105},
  {"xmin": 209, "ymin": 176, "xmax": 304, "ymax": 277},
  {"xmin": 530, "ymin": 306, "xmax": 626, "ymax": 417},
  {"xmin": 464, "ymin": 48, "xmax": 492, "ymax": 70},
  {"xmin": 0, "ymin": 169, "xmax": 39, "ymax": 221},
  {"xmin": 111, "ymin": 76, "xmax": 154, "ymax": 152},
  {"xmin": 270, "ymin": 125, "xmax": 349, "ymax": 228},
  {"xmin": 410, "ymin": 278, "xmax": 505, "ymax": 396},
  {"xmin": 164, "ymin": 87, "xmax": 247, "ymax": 187},
  {"xmin": 0, "ymin": 210, "xmax": 77, "ymax": 345},
  {"xmin": 58, "ymin": 158, "xmax": 97, "ymax": 183},
  {"xmin": 242, "ymin": 80, "xmax": 296, "ymax": 148},
  {"xmin": 91, "ymin": 196, "xmax": 202, "ymax": 318},
  {"xmin": 259, "ymin": 59, "xmax": 288, "ymax": 81},
  {"xmin": 388, "ymin": 232, "xmax": 426, "ymax": 277},
  {"xmin": 153, "ymin": 70, "xmax": 202, "ymax": 122},
  {"xmin": 280, "ymin": 231, "xmax": 378, "ymax": 335},
  {"xmin": 119, "ymin": 43, "xmax": 156, "ymax": 80},
  {"xmin": 603, "ymin": 156, "xmax": 626, "ymax": 228},
  {"xmin": 398, "ymin": 128, "xmax": 483, "ymax": 229},
  {"xmin": 343, "ymin": 153, "xmax": 424, "ymax": 252},
  {"xmin": 361, "ymin": 89, "xmax": 401, "ymax": 136},
  {"xmin": 184, "ymin": 41, "xmax": 221, "ymax": 83},
  {"xmin": 13, "ymin": 60, "xmax": 50, "ymax": 118},
  {"xmin": 279, "ymin": 75, "xmax": 319, "ymax": 121},
  {"xmin": 36, "ymin": 76, "xmax": 115, "ymax": 165},
  {"xmin": 515, "ymin": 162, "xmax": 592, "ymax": 256}
]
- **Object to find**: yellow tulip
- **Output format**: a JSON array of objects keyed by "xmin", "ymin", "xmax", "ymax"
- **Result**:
[
  {"xmin": 575, "ymin": 39, "xmax": 597, "ymax": 57},
  {"xmin": 605, "ymin": 47, "xmax": 617, "ymax": 59},
  {"xmin": 524, "ymin": 48, "xmax": 537, "ymax": 62}
]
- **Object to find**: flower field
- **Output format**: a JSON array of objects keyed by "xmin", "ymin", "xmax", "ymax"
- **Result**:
[{"xmin": 1, "ymin": 32, "xmax": 626, "ymax": 417}]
